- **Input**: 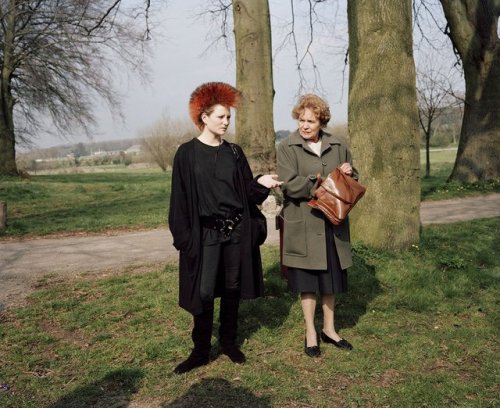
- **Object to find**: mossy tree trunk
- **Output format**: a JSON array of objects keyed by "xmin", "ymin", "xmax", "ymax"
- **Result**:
[
  {"xmin": 347, "ymin": 0, "xmax": 420, "ymax": 249},
  {"xmin": 0, "ymin": 86, "xmax": 17, "ymax": 176},
  {"xmin": 439, "ymin": 0, "xmax": 500, "ymax": 182},
  {"xmin": 233, "ymin": 0, "xmax": 276, "ymax": 173},
  {"xmin": 0, "ymin": 0, "xmax": 18, "ymax": 176},
  {"xmin": 0, "ymin": 201, "xmax": 6, "ymax": 229}
]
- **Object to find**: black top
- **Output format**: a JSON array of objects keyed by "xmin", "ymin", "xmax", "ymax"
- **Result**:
[
  {"xmin": 168, "ymin": 138, "xmax": 270, "ymax": 314},
  {"xmin": 194, "ymin": 138, "xmax": 242, "ymax": 217}
]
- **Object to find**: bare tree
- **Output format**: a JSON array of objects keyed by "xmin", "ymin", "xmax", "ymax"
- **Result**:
[
  {"xmin": 193, "ymin": 0, "xmax": 276, "ymax": 173},
  {"xmin": 233, "ymin": 0, "xmax": 276, "ymax": 173},
  {"xmin": 203, "ymin": 1, "xmax": 345, "ymax": 173},
  {"xmin": 140, "ymin": 117, "xmax": 195, "ymax": 172},
  {"xmin": 0, "ymin": 0, "xmax": 159, "ymax": 176},
  {"xmin": 417, "ymin": 62, "xmax": 463, "ymax": 177},
  {"xmin": 440, "ymin": 0, "xmax": 499, "ymax": 182},
  {"xmin": 348, "ymin": 0, "xmax": 421, "ymax": 249},
  {"xmin": 416, "ymin": 0, "xmax": 500, "ymax": 182},
  {"xmin": 273, "ymin": 0, "xmax": 340, "ymax": 96}
]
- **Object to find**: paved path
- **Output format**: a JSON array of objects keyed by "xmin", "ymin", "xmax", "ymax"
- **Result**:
[
  {"xmin": 420, "ymin": 193, "xmax": 500, "ymax": 224},
  {"xmin": 1, "ymin": 193, "xmax": 499, "ymax": 308}
]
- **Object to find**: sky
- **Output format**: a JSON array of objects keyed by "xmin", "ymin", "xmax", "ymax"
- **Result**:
[
  {"xmin": 32, "ymin": 0, "xmax": 351, "ymax": 149},
  {"xmin": 32, "ymin": 0, "xmax": 454, "ymax": 149}
]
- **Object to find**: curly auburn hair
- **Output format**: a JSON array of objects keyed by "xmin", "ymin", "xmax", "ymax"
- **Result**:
[
  {"xmin": 292, "ymin": 94, "xmax": 331, "ymax": 127},
  {"xmin": 189, "ymin": 82, "xmax": 241, "ymax": 130}
]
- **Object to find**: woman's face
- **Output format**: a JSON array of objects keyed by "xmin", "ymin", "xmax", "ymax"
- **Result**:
[
  {"xmin": 298, "ymin": 108, "xmax": 321, "ymax": 142},
  {"xmin": 202, "ymin": 104, "xmax": 231, "ymax": 136}
]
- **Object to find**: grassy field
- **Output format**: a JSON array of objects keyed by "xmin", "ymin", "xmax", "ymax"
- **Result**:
[
  {"xmin": 1, "ymin": 154, "xmax": 499, "ymax": 238},
  {"xmin": 0, "ymin": 168, "xmax": 170, "ymax": 238},
  {"xmin": 0, "ymin": 217, "xmax": 498, "ymax": 407},
  {"xmin": 420, "ymin": 162, "xmax": 499, "ymax": 200},
  {"xmin": 420, "ymin": 148, "xmax": 500, "ymax": 200},
  {"xmin": 420, "ymin": 147, "xmax": 457, "ymax": 164}
]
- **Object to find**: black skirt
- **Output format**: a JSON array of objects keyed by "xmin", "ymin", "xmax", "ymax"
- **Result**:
[{"xmin": 287, "ymin": 220, "xmax": 348, "ymax": 295}]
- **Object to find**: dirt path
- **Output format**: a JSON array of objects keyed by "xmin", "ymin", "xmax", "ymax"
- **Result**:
[{"xmin": 1, "ymin": 193, "xmax": 499, "ymax": 309}]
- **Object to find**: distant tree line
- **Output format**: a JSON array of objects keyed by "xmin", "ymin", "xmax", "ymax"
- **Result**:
[{"xmin": 18, "ymin": 138, "xmax": 143, "ymax": 161}]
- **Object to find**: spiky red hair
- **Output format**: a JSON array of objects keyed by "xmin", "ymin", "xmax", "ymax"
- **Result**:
[{"xmin": 189, "ymin": 82, "xmax": 241, "ymax": 129}]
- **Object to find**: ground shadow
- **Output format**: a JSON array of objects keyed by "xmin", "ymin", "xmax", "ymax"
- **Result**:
[
  {"xmin": 224, "ymin": 258, "xmax": 295, "ymax": 348},
  {"xmin": 162, "ymin": 377, "xmax": 271, "ymax": 408},
  {"xmin": 185, "ymin": 240, "xmax": 381, "ymax": 362},
  {"xmin": 45, "ymin": 368, "xmax": 143, "ymax": 408},
  {"xmin": 334, "ymin": 249, "xmax": 381, "ymax": 330},
  {"xmin": 226, "ymin": 246, "xmax": 380, "ymax": 350}
]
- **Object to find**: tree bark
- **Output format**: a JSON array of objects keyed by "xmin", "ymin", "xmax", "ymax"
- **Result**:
[
  {"xmin": 347, "ymin": 0, "xmax": 421, "ymax": 249},
  {"xmin": 425, "ymin": 128, "xmax": 431, "ymax": 178},
  {"xmin": 233, "ymin": 0, "xmax": 276, "ymax": 173},
  {"xmin": 0, "ymin": 0, "xmax": 18, "ymax": 176},
  {"xmin": 0, "ymin": 109, "xmax": 17, "ymax": 176},
  {"xmin": 0, "ymin": 201, "xmax": 6, "ymax": 229},
  {"xmin": 440, "ymin": 0, "xmax": 500, "ymax": 182}
]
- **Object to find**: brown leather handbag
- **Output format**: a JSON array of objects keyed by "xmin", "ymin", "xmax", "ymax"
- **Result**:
[{"xmin": 308, "ymin": 167, "xmax": 366, "ymax": 225}]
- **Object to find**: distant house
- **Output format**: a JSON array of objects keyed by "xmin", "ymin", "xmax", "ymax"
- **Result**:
[
  {"xmin": 125, "ymin": 145, "xmax": 142, "ymax": 155},
  {"xmin": 92, "ymin": 149, "xmax": 121, "ymax": 157}
]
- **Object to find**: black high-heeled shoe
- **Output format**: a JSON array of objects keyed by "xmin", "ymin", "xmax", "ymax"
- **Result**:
[
  {"xmin": 304, "ymin": 336, "xmax": 321, "ymax": 358},
  {"xmin": 320, "ymin": 331, "xmax": 353, "ymax": 350}
]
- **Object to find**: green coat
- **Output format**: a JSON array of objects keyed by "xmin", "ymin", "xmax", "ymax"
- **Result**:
[{"xmin": 277, "ymin": 130, "xmax": 357, "ymax": 270}]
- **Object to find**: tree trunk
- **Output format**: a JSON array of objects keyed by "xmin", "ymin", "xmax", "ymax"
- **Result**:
[
  {"xmin": 0, "ymin": 111, "xmax": 17, "ymax": 176},
  {"xmin": 440, "ymin": 0, "xmax": 500, "ymax": 182},
  {"xmin": 0, "ymin": 201, "xmax": 6, "ymax": 229},
  {"xmin": 0, "ymin": 1, "xmax": 18, "ymax": 176},
  {"xmin": 347, "ymin": 0, "xmax": 420, "ymax": 249},
  {"xmin": 233, "ymin": 0, "xmax": 276, "ymax": 173},
  {"xmin": 426, "ymin": 129, "xmax": 431, "ymax": 178}
]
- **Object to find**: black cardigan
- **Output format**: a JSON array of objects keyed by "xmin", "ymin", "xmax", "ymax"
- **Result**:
[{"xmin": 168, "ymin": 138, "xmax": 270, "ymax": 315}]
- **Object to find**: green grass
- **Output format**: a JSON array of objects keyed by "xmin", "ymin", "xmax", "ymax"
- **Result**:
[
  {"xmin": 1, "ymin": 218, "xmax": 499, "ymax": 407},
  {"xmin": 0, "ymin": 169, "xmax": 170, "ymax": 237},
  {"xmin": 1, "ymin": 155, "xmax": 500, "ymax": 238},
  {"xmin": 420, "ymin": 147, "xmax": 458, "ymax": 165},
  {"xmin": 421, "ymin": 162, "xmax": 500, "ymax": 201},
  {"xmin": 420, "ymin": 148, "xmax": 500, "ymax": 200}
]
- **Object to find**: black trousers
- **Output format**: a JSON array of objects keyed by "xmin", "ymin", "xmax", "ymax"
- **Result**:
[
  {"xmin": 190, "ymin": 225, "xmax": 243, "ymax": 358},
  {"xmin": 199, "ymin": 227, "xmax": 241, "ymax": 302}
]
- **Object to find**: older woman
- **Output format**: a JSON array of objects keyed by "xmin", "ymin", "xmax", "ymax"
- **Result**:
[{"xmin": 277, "ymin": 94, "xmax": 357, "ymax": 357}]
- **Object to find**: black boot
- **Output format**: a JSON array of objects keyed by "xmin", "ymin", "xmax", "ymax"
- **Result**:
[
  {"xmin": 174, "ymin": 303, "xmax": 214, "ymax": 374},
  {"xmin": 219, "ymin": 290, "xmax": 246, "ymax": 364}
]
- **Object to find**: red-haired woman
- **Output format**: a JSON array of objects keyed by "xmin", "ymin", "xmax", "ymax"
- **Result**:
[{"xmin": 169, "ymin": 82, "xmax": 282, "ymax": 374}]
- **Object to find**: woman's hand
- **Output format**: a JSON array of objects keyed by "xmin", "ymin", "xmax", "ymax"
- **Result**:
[
  {"xmin": 257, "ymin": 174, "xmax": 283, "ymax": 189},
  {"xmin": 339, "ymin": 162, "xmax": 353, "ymax": 176}
]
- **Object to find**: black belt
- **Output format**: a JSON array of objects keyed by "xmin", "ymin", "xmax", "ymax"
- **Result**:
[{"xmin": 200, "ymin": 211, "xmax": 243, "ymax": 237}]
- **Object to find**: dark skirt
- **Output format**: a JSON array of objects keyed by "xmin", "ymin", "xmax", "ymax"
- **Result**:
[{"xmin": 287, "ymin": 220, "xmax": 348, "ymax": 295}]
